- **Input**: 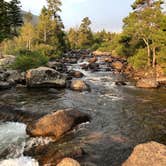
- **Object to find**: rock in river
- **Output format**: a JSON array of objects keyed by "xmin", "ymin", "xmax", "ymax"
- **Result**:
[
  {"xmin": 26, "ymin": 109, "xmax": 91, "ymax": 139},
  {"xmin": 123, "ymin": 141, "xmax": 166, "ymax": 166},
  {"xmin": 57, "ymin": 158, "xmax": 80, "ymax": 166},
  {"xmin": 112, "ymin": 61, "xmax": 124, "ymax": 72},
  {"xmin": 136, "ymin": 78, "xmax": 159, "ymax": 88},
  {"xmin": 70, "ymin": 80, "xmax": 90, "ymax": 92},
  {"xmin": 68, "ymin": 70, "xmax": 84, "ymax": 78},
  {"xmin": 26, "ymin": 67, "xmax": 66, "ymax": 88},
  {"xmin": 0, "ymin": 81, "xmax": 12, "ymax": 90}
]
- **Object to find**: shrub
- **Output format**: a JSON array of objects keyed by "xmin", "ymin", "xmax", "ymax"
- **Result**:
[
  {"xmin": 128, "ymin": 48, "xmax": 147, "ymax": 70},
  {"xmin": 33, "ymin": 44, "xmax": 55, "ymax": 57},
  {"xmin": 12, "ymin": 50, "xmax": 49, "ymax": 71},
  {"xmin": 157, "ymin": 46, "xmax": 166, "ymax": 74}
]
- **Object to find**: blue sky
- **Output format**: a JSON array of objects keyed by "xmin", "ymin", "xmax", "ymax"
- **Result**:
[{"xmin": 6, "ymin": 0, "xmax": 135, "ymax": 32}]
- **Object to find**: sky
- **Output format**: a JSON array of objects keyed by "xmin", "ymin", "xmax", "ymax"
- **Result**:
[{"xmin": 6, "ymin": 0, "xmax": 135, "ymax": 32}]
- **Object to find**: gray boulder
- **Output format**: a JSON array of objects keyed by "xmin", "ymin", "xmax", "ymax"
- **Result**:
[{"xmin": 26, "ymin": 67, "xmax": 66, "ymax": 88}]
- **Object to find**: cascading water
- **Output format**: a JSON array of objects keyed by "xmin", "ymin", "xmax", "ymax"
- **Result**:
[{"xmin": 0, "ymin": 122, "xmax": 39, "ymax": 166}]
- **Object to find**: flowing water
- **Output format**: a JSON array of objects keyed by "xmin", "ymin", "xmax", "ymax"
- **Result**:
[{"xmin": 0, "ymin": 58, "xmax": 166, "ymax": 166}]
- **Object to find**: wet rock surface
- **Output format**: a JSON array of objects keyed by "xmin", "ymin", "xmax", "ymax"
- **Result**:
[
  {"xmin": 26, "ymin": 109, "xmax": 91, "ymax": 138},
  {"xmin": 70, "ymin": 80, "xmax": 90, "ymax": 92},
  {"xmin": 68, "ymin": 70, "xmax": 84, "ymax": 78}
]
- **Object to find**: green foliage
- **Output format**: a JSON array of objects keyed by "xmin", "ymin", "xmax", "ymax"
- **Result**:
[
  {"xmin": 128, "ymin": 48, "xmax": 148, "ymax": 69},
  {"xmin": 157, "ymin": 46, "xmax": 166, "ymax": 73},
  {"xmin": 0, "ymin": 0, "xmax": 23, "ymax": 42},
  {"xmin": 33, "ymin": 44, "xmax": 55, "ymax": 57},
  {"xmin": 12, "ymin": 50, "xmax": 49, "ymax": 71}
]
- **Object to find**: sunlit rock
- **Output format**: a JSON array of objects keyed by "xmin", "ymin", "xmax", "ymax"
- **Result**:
[{"xmin": 123, "ymin": 141, "xmax": 166, "ymax": 166}]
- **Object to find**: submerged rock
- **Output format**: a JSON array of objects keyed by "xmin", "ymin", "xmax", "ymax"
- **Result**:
[
  {"xmin": 0, "ymin": 81, "xmax": 12, "ymax": 90},
  {"xmin": 70, "ymin": 80, "xmax": 90, "ymax": 92},
  {"xmin": 68, "ymin": 70, "xmax": 84, "ymax": 78},
  {"xmin": 26, "ymin": 109, "xmax": 90, "ymax": 138},
  {"xmin": 123, "ymin": 141, "xmax": 166, "ymax": 166},
  {"xmin": 57, "ymin": 158, "xmax": 80, "ymax": 166},
  {"xmin": 47, "ymin": 61, "xmax": 67, "ymax": 73},
  {"xmin": 88, "ymin": 57, "xmax": 97, "ymax": 64},
  {"xmin": 88, "ymin": 63, "xmax": 100, "ymax": 72},
  {"xmin": 24, "ymin": 142, "xmax": 84, "ymax": 166},
  {"xmin": 115, "ymin": 81, "xmax": 127, "ymax": 86},
  {"xmin": 136, "ymin": 78, "xmax": 159, "ymax": 88},
  {"xmin": 26, "ymin": 67, "xmax": 66, "ymax": 88}
]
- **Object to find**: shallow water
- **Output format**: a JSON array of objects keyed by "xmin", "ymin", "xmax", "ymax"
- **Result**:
[{"xmin": 0, "ymin": 59, "xmax": 166, "ymax": 165}]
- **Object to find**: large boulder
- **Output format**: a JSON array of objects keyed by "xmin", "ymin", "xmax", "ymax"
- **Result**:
[
  {"xmin": 123, "ymin": 141, "xmax": 166, "ymax": 166},
  {"xmin": 6, "ymin": 70, "xmax": 25, "ymax": 84},
  {"xmin": 0, "ymin": 55, "xmax": 16, "ymax": 69},
  {"xmin": 70, "ymin": 80, "xmax": 90, "ymax": 92},
  {"xmin": 26, "ymin": 67, "xmax": 66, "ymax": 88},
  {"xmin": 57, "ymin": 158, "xmax": 80, "ymax": 166},
  {"xmin": 136, "ymin": 78, "xmax": 159, "ymax": 88},
  {"xmin": 26, "ymin": 109, "xmax": 90, "ymax": 139},
  {"xmin": 112, "ymin": 61, "xmax": 124, "ymax": 71}
]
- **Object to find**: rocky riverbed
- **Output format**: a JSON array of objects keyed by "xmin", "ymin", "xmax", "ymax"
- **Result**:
[{"xmin": 0, "ymin": 51, "xmax": 166, "ymax": 166}]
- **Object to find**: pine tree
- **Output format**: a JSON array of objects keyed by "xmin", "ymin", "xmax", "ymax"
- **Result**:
[
  {"xmin": 8, "ymin": 0, "xmax": 23, "ymax": 36},
  {"xmin": 78, "ymin": 17, "xmax": 93, "ymax": 49},
  {"xmin": 0, "ymin": 0, "xmax": 10, "ymax": 42},
  {"xmin": 46, "ymin": 0, "xmax": 67, "ymax": 52}
]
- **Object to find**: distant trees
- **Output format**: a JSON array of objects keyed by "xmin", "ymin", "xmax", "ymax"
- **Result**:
[
  {"xmin": 67, "ymin": 17, "xmax": 94, "ymax": 49},
  {"xmin": 0, "ymin": 0, "xmax": 23, "ymax": 42},
  {"xmin": 77, "ymin": 17, "xmax": 93, "ymax": 48},
  {"xmin": 122, "ymin": 0, "xmax": 166, "ymax": 69}
]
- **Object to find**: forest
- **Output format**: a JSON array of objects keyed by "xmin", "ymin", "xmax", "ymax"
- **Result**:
[{"xmin": 0, "ymin": 0, "xmax": 165, "ymax": 72}]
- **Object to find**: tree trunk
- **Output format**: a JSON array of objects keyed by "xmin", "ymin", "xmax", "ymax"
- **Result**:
[
  {"xmin": 143, "ymin": 38, "xmax": 151, "ymax": 67},
  {"xmin": 44, "ymin": 30, "xmax": 47, "ymax": 43},
  {"xmin": 152, "ymin": 46, "xmax": 156, "ymax": 68}
]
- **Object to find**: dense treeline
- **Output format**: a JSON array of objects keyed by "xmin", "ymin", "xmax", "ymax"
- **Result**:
[{"xmin": 0, "ymin": 0, "xmax": 166, "ymax": 73}]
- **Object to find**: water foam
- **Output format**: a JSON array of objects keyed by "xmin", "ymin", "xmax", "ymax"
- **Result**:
[{"xmin": 0, "ymin": 156, "xmax": 39, "ymax": 166}]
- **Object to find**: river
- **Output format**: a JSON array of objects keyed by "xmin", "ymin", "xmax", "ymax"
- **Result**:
[{"xmin": 0, "ymin": 57, "xmax": 166, "ymax": 166}]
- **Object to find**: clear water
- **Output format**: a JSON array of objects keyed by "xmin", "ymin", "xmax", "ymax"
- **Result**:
[{"xmin": 0, "ymin": 59, "xmax": 165, "ymax": 165}]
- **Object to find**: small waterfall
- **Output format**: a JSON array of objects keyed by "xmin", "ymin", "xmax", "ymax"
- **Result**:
[{"xmin": 0, "ymin": 122, "xmax": 39, "ymax": 166}]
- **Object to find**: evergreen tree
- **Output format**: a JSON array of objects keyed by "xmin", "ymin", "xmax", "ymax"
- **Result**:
[
  {"xmin": 78, "ymin": 17, "xmax": 93, "ymax": 48},
  {"xmin": 46, "ymin": 0, "xmax": 67, "ymax": 52},
  {"xmin": 8, "ymin": 0, "xmax": 23, "ymax": 36},
  {"xmin": 0, "ymin": 0, "xmax": 10, "ymax": 42}
]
